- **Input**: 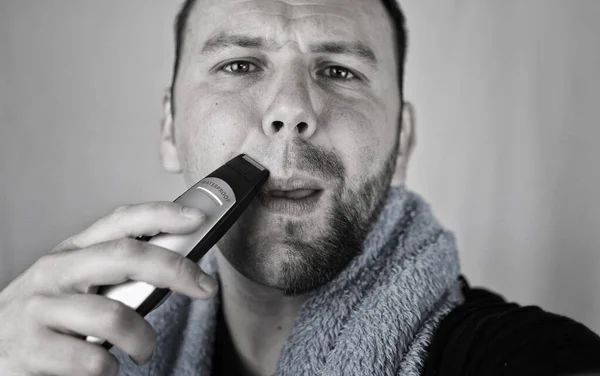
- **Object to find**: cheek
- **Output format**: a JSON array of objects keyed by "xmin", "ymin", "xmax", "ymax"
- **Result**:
[
  {"xmin": 321, "ymin": 98, "xmax": 392, "ymax": 177},
  {"xmin": 175, "ymin": 88, "xmax": 260, "ymax": 177}
]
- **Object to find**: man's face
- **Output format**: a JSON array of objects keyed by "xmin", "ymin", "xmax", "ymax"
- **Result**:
[{"xmin": 165, "ymin": 0, "xmax": 403, "ymax": 295}]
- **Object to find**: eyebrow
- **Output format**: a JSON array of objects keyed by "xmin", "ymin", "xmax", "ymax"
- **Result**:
[
  {"xmin": 309, "ymin": 42, "xmax": 378, "ymax": 67},
  {"xmin": 201, "ymin": 32, "xmax": 378, "ymax": 67},
  {"xmin": 201, "ymin": 33, "xmax": 271, "ymax": 54}
]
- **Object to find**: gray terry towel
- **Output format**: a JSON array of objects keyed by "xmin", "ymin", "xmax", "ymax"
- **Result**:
[{"xmin": 112, "ymin": 185, "xmax": 464, "ymax": 375}]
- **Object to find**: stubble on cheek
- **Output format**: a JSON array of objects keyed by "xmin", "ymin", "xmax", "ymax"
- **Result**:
[{"xmin": 322, "ymin": 99, "xmax": 387, "ymax": 181}]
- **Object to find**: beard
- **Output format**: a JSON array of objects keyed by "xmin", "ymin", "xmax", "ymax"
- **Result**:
[{"xmin": 217, "ymin": 136, "xmax": 400, "ymax": 296}]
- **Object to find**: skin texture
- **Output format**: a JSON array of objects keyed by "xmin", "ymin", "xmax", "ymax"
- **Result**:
[{"xmin": 159, "ymin": 0, "xmax": 416, "ymax": 374}]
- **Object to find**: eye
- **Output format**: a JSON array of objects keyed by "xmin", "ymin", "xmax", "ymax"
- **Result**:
[
  {"xmin": 321, "ymin": 66, "xmax": 357, "ymax": 80},
  {"xmin": 220, "ymin": 60, "xmax": 259, "ymax": 74}
]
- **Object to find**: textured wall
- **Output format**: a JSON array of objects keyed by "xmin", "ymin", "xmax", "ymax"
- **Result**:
[{"xmin": 402, "ymin": 0, "xmax": 600, "ymax": 334}]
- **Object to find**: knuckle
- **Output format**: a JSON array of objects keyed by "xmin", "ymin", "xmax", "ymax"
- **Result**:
[
  {"xmin": 33, "ymin": 253, "xmax": 55, "ymax": 269},
  {"xmin": 174, "ymin": 254, "xmax": 197, "ymax": 280},
  {"xmin": 112, "ymin": 204, "xmax": 131, "ymax": 217},
  {"xmin": 112, "ymin": 237, "xmax": 144, "ymax": 257},
  {"xmin": 101, "ymin": 300, "xmax": 130, "ymax": 331},
  {"xmin": 29, "ymin": 254, "xmax": 58, "ymax": 286},
  {"xmin": 22, "ymin": 295, "xmax": 46, "ymax": 317},
  {"xmin": 150, "ymin": 201, "xmax": 175, "ymax": 214},
  {"xmin": 82, "ymin": 348, "xmax": 116, "ymax": 376},
  {"xmin": 51, "ymin": 236, "xmax": 80, "ymax": 253}
]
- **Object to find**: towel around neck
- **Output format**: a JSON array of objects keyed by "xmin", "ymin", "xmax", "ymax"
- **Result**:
[{"xmin": 113, "ymin": 185, "xmax": 464, "ymax": 376}]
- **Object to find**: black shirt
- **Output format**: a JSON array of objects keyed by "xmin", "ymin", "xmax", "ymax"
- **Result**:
[
  {"xmin": 212, "ymin": 277, "xmax": 600, "ymax": 375},
  {"xmin": 423, "ymin": 276, "xmax": 600, "ymax": 376}
]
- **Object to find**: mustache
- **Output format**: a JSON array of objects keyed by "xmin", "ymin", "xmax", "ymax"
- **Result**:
[{"xmin": 288, "ymin": 138, "xmax": 345, "ymax": 182}]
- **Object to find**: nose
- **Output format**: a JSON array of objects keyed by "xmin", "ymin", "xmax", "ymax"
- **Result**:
[{"xmin": 261, "ymin": 73, "xmax": 318, "ymax": 139}]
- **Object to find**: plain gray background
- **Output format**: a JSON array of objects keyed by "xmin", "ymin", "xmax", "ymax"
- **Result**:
[{"xmin": 1, "ymin": 1, "xmax": 599, "ymax": 334}]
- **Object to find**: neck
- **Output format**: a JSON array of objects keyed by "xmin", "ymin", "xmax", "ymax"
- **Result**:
[{"xmin": 215, "ymin": 250, "xmax": 310, "ymax": 376}]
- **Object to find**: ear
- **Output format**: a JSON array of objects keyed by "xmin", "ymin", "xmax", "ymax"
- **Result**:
[
  {"xmin": 160, "ymin": 89, "xmax": 182, "ymax": 173},
  {"xmin": 391, "ymin": 101, "xmax": 416, "ymax": 186}
]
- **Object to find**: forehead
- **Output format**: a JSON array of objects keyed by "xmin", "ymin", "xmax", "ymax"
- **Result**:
[{"xmin": 185, "ymin": 0, "xmax": 395, "ymax": 58}]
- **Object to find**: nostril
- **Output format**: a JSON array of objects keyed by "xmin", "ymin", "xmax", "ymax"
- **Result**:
[
  {"xmin": 297, "ymin": 122, "xmax": 308, "ymax": 133},
  {"xmin": 272, "ymin": 121, "xmax": 284, "ymax": 131}
]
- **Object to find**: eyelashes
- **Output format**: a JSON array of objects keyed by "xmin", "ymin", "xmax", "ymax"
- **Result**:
[
  {"xmin": 320, "ymin": 66, "xmax": 356, "ymax": 80},
  {"xmin": 220, "ymin": 61, "xmax": 260, "ymax": 74},
  {"xmin": 217, "ymin": 60, "xmax": 361, "ymax": 82}
]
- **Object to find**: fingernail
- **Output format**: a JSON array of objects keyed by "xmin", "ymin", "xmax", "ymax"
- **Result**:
[
  {"xmin": 198, "ymin": 275, "xmax": 218, "ymax": 295},
  {"xmin": 129, "ymin": 355, "xmax": 143, "ymax": 366},
  {"xmin": 181, "ymin": 206, "xmax": 204, "ymax": 220},
  {"xmin": 129, "ymin": 349, "xmax": 154, "ymax": 366},
  {"xmin": 142, "ymin": 348, "xmax": 155, "ymax": 364}
]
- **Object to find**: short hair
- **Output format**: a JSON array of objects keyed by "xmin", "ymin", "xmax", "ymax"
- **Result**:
[{"xmin": 170, "ymin": 0, "xmax": 408, "ymax": 116}]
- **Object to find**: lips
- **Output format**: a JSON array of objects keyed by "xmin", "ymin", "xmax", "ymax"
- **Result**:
[
  {"xmin": 268, "ymin": 188, "xmax": 317, "ymax": 199},
  {"xmin": 258, "ymin": 177, "xmax": 325, "ymax": 215}
]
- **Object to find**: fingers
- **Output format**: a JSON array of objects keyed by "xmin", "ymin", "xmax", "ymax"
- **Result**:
[
  {"xmin": 31, "ymin": 294, "xmax": 155, "ymax": 366},
  {"xmin": 25, "ymin": 328, "xmax": 120, "ymax": 376},
  {"xmin": 33, "ymin": 238, "xmax": 218, "ymax": 298},
  {"xmin": 52, "ymin": 202, "xmax": 205, "ymax": 253},
  {"xmin": 1, "ymin": 200, "xmax": 213, "ymax": 376}
]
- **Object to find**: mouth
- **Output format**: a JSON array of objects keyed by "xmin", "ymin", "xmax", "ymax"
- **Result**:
[{"xmin": 258, "ymin": 177, "xmax": 325, "ymax": 216}]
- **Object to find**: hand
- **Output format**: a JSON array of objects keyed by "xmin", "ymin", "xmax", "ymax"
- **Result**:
[{"xmin": 0, "ymin": 202, "xmax": 217, "ymax": 376}]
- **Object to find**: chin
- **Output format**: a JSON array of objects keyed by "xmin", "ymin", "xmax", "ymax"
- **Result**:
[
  {"xmin": 216, "ymin": 190, "xmax": 369, "ymax": 296},
  {"xmin": 248, "ymin": 243, "xmax": 310, "ymax": 290}
]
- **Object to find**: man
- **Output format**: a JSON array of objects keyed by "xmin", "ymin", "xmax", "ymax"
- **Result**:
[{"xmin": 0, "ymin": 0, "xmax": 599, "ymax": 375}]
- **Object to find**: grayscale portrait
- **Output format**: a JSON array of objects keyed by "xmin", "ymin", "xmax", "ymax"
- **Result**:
[{"xmin": 1, "ymin": 1, "xmax": 599, "ymax": 375}]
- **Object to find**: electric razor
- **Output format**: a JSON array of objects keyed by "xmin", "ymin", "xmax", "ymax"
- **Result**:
[{"xmin": 86, "ymin": 154, "xmax": 269, "ymax": 349}]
